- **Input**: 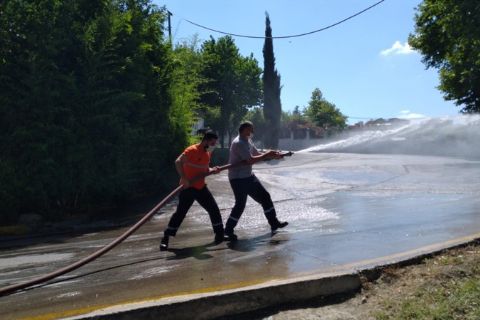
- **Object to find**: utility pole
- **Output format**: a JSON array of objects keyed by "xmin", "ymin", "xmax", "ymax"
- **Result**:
[{"xmin": 167, "ymin": 10, "xmax": 173, "ymax": 45}]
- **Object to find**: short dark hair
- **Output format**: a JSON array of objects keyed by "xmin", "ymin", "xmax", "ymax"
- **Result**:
[
  {"xmin": 202, "ymin": 130, "xmax": 218, "ymax": 141},
  {"xmin": 238, "ymin": 121, "xmax": 253, "ymax": 133}
]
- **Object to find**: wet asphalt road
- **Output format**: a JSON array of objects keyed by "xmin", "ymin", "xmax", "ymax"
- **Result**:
[{"xmin": 1, "ymin": 152, "xmax": 479, "ymax": 319}]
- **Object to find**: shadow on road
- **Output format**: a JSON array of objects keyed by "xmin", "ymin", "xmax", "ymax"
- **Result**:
[
  {"xmin": 227, "ymin": 232, "xmax": 289, "ymax": 253},
  {"xmin": 166, "ymin": 242, "xmax": 225, "ymax": 260}
]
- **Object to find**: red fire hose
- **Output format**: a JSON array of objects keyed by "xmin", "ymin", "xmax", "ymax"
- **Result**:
[{"xmin": 0, "ymin": 152, "xmax": 293, "ymax": 297}]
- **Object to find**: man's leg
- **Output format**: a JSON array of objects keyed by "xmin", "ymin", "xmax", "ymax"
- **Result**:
[
  {"xmin": 195, "ymin": 186, "xmax": 224, "ymax": 243},
  {"xmin": 225, "ymin": 178, "xmax": 249, "ymax": 240},
  {"xmin": 247, "ymin": 175, "xmax": 288, "ymax": 232},
  {"xmin": 160, "ymin": 188, "xmax": 195, "ymax": 250}
]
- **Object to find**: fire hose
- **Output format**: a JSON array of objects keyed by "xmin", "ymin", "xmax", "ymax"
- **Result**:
[{"xmin": 0, "ymin": 151, "xmax": 293, "ymax": 297}]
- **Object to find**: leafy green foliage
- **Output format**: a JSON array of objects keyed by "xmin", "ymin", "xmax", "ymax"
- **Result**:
[
  {"xmin": 0, "ymin": 0, "xmax": 191, "ymax": 223},
  {"xmin": 409, "ymin": 0, "xmax": 480, "ymax": 113},
  {"xmin": 304, "ymin": 88, "xmax": 347, "ymax": 131},
  {"xmin": 282, "ymin": 106, "xmax": 310, "ymax": 128},
  {"xmin": 243, "ymin": 107, "xmax": 267, "ymax": 142},
  {"xmin": 170, "ymin": 36, "xmax": 205, "ymax": 145},
  {"xmin": 200, "ymin": 36, "xmax": 262, "ymax": 147}
]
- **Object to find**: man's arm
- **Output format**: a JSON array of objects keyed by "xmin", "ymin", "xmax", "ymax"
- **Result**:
[
  {"xmin": 175, "ymin": 153, "xmax": 190, "ymax": 188},
  {"xmin": 239, "ymin": 142, "xmax": 279, "ymax": 164},
  {"xmin": 245, "ymin": 150, "xmax": 280, "ymax": 164}
]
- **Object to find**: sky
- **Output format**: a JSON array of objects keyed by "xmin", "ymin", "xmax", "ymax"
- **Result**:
[{"xmin": 154, "ymin": 0, "xmax": 460, "ymax": 123}]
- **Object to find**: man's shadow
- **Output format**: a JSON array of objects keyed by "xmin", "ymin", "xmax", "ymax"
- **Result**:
[
  {"xmin": 227, "ymin": 231, "xmax": 289, "ymax": 253},
  {"xmin": 166, "ymin": 241, "xmax": 225, "ymax": 261},
  {"xmin": 166, "ymin": 231, "xmax": 289, "ymax": 259}
]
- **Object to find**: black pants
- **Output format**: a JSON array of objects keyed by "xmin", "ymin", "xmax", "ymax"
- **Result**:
[
  {"xmin": 164, "ymin": 186, "xmax": 223, "ymax": 236},
  {"xmin": 225, "ymin": 175, "xmax": 277, "ymax": 232}
]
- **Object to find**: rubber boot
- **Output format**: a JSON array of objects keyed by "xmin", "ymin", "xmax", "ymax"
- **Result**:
[
  {"xmin": 270, "ymin": 219, "xmax": 288, "ymax": 233},
  {"xmin": 160, "ymin": 235, "xmax": 169, "ymax": 251},
  {"xmin": 224, "ymin": 228, "xmax": 238, "ymax": 241},
  {"xmin": 214, "ymin": 229, "xmax": 225, "ymax": 244}
]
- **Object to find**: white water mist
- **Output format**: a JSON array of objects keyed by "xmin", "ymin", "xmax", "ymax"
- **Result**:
[{"xmin": 299, "ymin": 115, "xmax": 480, "ymax": 160}]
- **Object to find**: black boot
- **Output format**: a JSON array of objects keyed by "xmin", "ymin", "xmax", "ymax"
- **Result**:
[
  {"xmin": 214, "ymin": 230, "xmax": 225, "ymax": 244},
  {"xmin": 225, "ymin": 228, "xmax": 238, "ymax": 241},
  {"xmin": 270, "ymin": 219, "xmax": 288, "ymax": 233},
  {"xmin": 159, "ymin": 235, "xmax": 169, "ymax": 251}
]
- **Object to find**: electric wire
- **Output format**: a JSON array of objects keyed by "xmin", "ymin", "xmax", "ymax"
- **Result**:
[{"xmin": 181, "ymin": 0, "xmax": 386, "ymax": 39}]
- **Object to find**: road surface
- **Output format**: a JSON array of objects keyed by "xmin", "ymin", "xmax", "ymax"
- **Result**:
[{"xmin": 1, "ymin": 152, "xmax": 479, "ymax": 319}]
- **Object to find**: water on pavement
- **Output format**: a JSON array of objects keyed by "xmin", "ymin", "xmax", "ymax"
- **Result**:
[{"xmin": 1, "ymin": 116, "xmax": 480, "ymax": 319}]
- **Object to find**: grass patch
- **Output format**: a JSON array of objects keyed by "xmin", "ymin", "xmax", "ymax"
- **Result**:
[{"xmin": 373, "ymin": 246, "xmax": 480, "ymax": 320}]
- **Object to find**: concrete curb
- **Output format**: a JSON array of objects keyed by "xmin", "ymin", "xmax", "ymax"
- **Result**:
[
  {"xmin": 66, "ymin": 234, "xmax": 480, "ymax": 320},
  {"xmin": 67, "ymin": 273, "xmax": 361, "ymax": 320}
]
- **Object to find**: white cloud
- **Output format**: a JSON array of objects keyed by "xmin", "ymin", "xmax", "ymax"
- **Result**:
[
  {"xmin": 381, "ymin": 41, "xmax": 414, "ymax": 56},
  {"xmin": 398, "ymin": 110, "xmax": 426, "ymax": 119}
]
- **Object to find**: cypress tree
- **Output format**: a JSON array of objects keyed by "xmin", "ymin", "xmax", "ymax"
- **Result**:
[{"xmin": 262, "ymin": 13, "xmax": 282, "ymax": 149}]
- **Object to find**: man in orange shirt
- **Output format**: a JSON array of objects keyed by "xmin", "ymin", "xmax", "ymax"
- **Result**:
[{"xmin": 160, "ymin": 131, "xmax": 223, "ymax": 251}]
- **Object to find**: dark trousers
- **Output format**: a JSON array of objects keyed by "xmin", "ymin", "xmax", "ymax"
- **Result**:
[
  {"xmin": 164, "ymin": 186, "xmax": 223, "ymax": 236},
  {"xmin": 225, "ymin": 175, "xmax": 277, "ymax": 232}
]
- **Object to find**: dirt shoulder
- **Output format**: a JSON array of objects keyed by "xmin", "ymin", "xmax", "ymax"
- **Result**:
[{"xmin": 225, "ymin": 241, "xmax": 480, "ymax": 320}]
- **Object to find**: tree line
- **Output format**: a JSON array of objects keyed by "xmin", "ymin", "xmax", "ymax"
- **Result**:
[
  {"xmin": 1, "ymin": 0, "xmax": 475, "ymax": 225},
  {"xmin": 0, "ymin": 0, "xmax": 354, "ymax": 225},
  {"xmin": 245, "ymin": 88, "xmax": 347, "ymax": 143},
  {"xmin": 0, "ymin": 0, "xmax": 264, "ymax": 224}
]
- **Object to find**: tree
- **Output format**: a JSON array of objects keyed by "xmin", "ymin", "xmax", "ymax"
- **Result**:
[
  {"xmin": 170, "ymin": 36, "xmax": 205, "ymax": 144},
  {"xmin": 0, "ymin": 0, "xmax": 191, "ymax": 223},
  {"xmin": 200, "ymin": 36, "xmax": 262, "ymax": 147},
  {"xmin": 243, "ymin": 107, "xmax": 267, "ymax": 143},
  {"xmin": 305, "ymin": 88, "xmax": 347, "ymax": 132},
  {"xmin": 408, "ymin": 0, "xmax": 480, "ymax": 113},
  {"xmin": 280, "ymin": 106, "xmax": 324, "ymax": 139},
  {"xmin": 262, "ymin": 13, "xmax": 282, "ymax": 149},
  {"xmin": 281, "ymin": 106, "xmax": 310, "ymax": 130},
  {"xmin": 228, "ymin": 53, "xmax": 263, "ymax": 144}
]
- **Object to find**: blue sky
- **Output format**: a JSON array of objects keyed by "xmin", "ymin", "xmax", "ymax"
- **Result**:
[{"xmin": 154, "ymin": 0, "xmax": 460, "ymax": 123}]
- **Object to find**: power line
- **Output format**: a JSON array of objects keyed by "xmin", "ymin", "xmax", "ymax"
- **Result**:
[{"xmin": 180, "ymin": 0, "xmax": 386, "ymax": 39}]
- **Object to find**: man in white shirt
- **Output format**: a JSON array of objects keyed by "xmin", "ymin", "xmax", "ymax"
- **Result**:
[{"xmin": 225, "ymin": 121, "xmax": 288, "ymax": 240}]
